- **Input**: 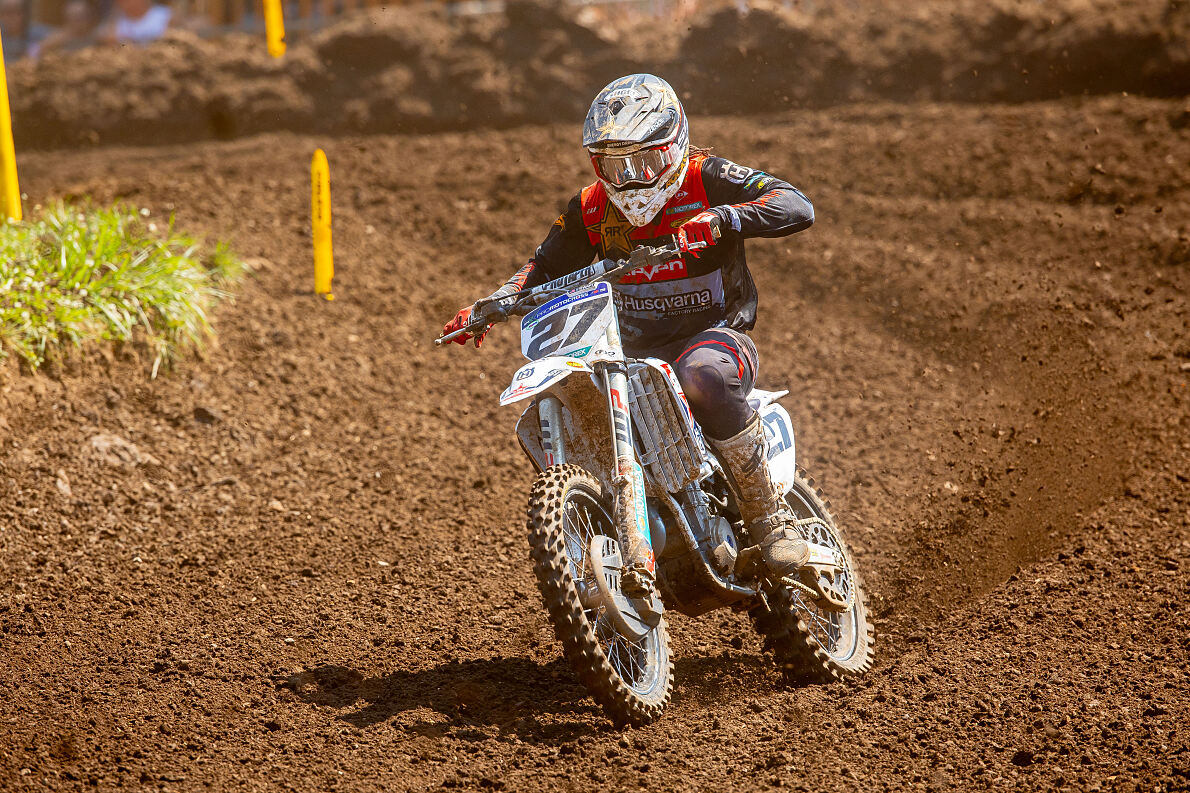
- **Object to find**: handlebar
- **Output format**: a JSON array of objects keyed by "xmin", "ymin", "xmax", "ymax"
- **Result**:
[
  {"xmin": 434, "ymin": 236, "xmax": 703, "ymax": 347},
  {"xmin": 433, "ymin": 300, "xmax": 517, "ymax": 346},
  {"xmin": 435, "ymin": 324, "xmax": 480, "ymax": 346}
]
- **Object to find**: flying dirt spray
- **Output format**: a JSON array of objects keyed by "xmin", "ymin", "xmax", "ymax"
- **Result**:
[
  {"xmin": 0, "ymin": 33, "xmax": 21, "ymax": 221},
  {"xmin": 311, "ymin": 148, "xmax": 333, "ymax": 300},
  {"xmin": 263, "ymin": 0, "xmax": 285, "ymax": 58}
]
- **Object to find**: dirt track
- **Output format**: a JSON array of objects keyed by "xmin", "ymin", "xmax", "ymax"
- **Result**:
[{"xmin": 1, "ymin": 46, "xmax": 1189, "ymax": 793}]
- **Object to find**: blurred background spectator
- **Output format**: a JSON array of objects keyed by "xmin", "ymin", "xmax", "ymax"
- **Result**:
[
  {"xmin": 1, "ymin": 0, "xmax": 53, "ymax": 60},
  {"xmin": 98, "ymin": 0, "xmax": 170, "ymax": 44},
  {"xmin": 36, "ymin": 0, "xmax": 95, "ymax": 54},
  {"xmin": 2, "ymin": 0, "xmax": 726, "ymax": 61}
]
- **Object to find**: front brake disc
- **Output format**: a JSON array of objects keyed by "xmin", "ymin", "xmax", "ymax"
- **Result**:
[{"xmin": 589, "ymin": 535, "xmax": 653, "ymax": 640}]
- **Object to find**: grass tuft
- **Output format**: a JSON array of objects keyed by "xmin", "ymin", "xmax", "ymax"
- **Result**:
[{"xmin": 0, "ymin": 203, "xmax": 244, "ymax": 375}]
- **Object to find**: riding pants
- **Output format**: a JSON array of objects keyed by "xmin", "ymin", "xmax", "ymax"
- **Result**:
[{"xmin": 657, "ymin": 328, "xmax": 759, "ymax": 441}]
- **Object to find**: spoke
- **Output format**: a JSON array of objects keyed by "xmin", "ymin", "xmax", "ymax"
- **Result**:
[
  {"xmin": 580, "ymin": 503, "xmax": 597, "ymax": 540},
  {"xmin": 627, "ymin": 632, "xmax": 648, "ymax": 685},
  {"xmin": 607, "ymin": 635, "xmax": 626, "ymax": 679},
  {"xmin": 603, "ymin": 623, "xmax": 659, "ymax": 693},
  {"xmin": 815, "ymin": 615, "xmax": 833, "ymax": 644},
  {"xmin": 563, "ymin": 494, "xmax": 608, "ymax": 583},
  {"xmin": 809, "ymin": 607, "xmax": 829, "ymax": 642},
  {"xmin": 562, "ymin": 487, "xmax": 657, "ymax": 694},
  {"xmin": 793, "ymin": 593, "xmax": 834, "ymax": 650},
  {"xmin": 614, "ymin": 633, "xmax": 639, "ymax": 686},
  {"xmin": 624, "ymin": 638, "xmax": 640, "ymax": 682},
  {"xmin": 562, "ymin": 506, "xmax": 582, "ymax": 573}
]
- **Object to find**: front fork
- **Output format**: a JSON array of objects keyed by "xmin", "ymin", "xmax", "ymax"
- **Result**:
[
  {"xmin": 537, "ymin": 394, "xmax": 566, "ymax": 468},
  {"xmin": 599, "ymin": 363, "xmax": 655, "ymax": 580},
  {"xmin": 535, "ymin": 369, "xmax": 654, "ymax": 579}
]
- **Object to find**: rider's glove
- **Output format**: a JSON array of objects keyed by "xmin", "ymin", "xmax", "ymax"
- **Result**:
[
  {"xmin": 442, "ymin": 304, "xmax": 489, "ymax": 348},
  {"xmin": 677, "ymin": 210, "xmax": 724, "ymax": 258}
]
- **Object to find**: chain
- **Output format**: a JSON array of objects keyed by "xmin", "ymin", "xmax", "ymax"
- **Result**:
[{"xmin": 779, "ymin": 575, "xmax": 821, "ymax": 600}]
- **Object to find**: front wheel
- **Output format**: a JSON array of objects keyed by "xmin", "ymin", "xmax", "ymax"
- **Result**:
[
  {"xmin": 750, "ymin": 467, "xmax": 875, "ymax": 683},
  {"xmin": 527, "ymin": 464, "xmax": 673, "ymax": 726}
]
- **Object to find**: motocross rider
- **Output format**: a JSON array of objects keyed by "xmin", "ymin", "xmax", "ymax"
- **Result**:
[{"xmin": 442, "ymin": 74, "xmax": 816, "ymax": 591}]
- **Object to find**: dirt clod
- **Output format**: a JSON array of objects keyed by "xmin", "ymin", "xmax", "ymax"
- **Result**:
[{"xmin": 193, "ymin": 406, "xmax": 224, "ymax": 424}]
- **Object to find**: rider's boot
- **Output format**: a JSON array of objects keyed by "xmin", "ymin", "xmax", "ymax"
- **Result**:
[{"xmin": 708, "ymin": 412, "xmax": 809, "ymax": 579}]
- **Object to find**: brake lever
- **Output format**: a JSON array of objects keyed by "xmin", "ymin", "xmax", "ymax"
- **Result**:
[{"xmin": 474, "ymin": 299, "xmax": 510, "ymax": 324}]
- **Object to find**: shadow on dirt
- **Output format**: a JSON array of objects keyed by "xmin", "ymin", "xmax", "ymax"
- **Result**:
[
  {"xmin": 281, "ymin": 657, "xmax": 603, "ymax": 742},
  {"xmin": 282, "ymin": 653, "xmax": 790, "ymax": 739}
]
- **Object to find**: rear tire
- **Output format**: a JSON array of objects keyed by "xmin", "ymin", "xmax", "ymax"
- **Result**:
[
  {"xmin": 750, "ymin": 467, "xmax": 875, "ymax": 683},
  {"xmin": 527, "ymin": 464, "xmax": 673, "ymax": 726}
]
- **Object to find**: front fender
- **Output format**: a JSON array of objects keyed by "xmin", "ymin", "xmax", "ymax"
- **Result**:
[{"xmin": 499, "ymin": 357, "xmax": 593, "ymax": 406}]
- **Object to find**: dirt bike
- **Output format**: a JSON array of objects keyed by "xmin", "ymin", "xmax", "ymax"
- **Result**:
[{"xmin": 436, "ymin": 238, "xmax": 874, "ymax": 726}]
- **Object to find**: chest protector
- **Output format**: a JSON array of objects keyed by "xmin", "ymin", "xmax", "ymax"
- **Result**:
[{"xmin": 578, "ymin": 155, "xmax": 726, "ymax": 354}]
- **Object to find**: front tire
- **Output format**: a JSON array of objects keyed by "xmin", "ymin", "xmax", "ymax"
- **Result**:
[
  {"xmin": 750, "ymin": 467, "xmax": 875, "ymax": 683},
  {"xmin": 527, "ymin": 464, "xmax": 673, "ymax": 726}
]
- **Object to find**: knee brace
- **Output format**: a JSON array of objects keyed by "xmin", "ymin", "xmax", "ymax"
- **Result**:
[{"xmin": 675, "ymin": 347, "xmax": 751, "ymax": 440}]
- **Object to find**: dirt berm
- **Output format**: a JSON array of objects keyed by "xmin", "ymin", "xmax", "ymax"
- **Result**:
[{"xmin": 9, "ymin": 0, "xmax": 1190, "ymax": 148}]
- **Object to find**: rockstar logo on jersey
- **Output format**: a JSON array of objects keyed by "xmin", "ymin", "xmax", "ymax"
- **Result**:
[{"xmin": 596, "ymin": 202, "xmax": 635, "ymax": 260}]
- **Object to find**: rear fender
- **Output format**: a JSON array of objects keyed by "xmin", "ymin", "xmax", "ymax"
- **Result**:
[{"xmin": 752, "ymin": 394, "xmax": 797, "ymax": 496}]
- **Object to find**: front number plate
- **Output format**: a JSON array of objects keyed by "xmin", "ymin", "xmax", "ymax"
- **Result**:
[{"xmin": 521, "ymin": 282, "xmax": 614, "ymax": 361}]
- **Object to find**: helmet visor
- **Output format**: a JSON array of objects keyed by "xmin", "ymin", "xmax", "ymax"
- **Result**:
[{"xmin": 591, "ymin": 139, "xmax": 683, "ymax": 189}]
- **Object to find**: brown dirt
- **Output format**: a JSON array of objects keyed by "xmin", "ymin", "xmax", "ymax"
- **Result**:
[
  {"xmin": 8, "ymin": 0, "xmax": 1190, "ymax": 149},
  {"xmin": 1, "ymin": 7, "xmax": 1189, "ymax": 791}
]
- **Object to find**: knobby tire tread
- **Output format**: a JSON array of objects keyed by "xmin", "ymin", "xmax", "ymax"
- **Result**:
[
  {"xmin": 526, "ymin": 464, "xmax": 673, "ymax": 727},
  {"xmin": 750, "ymin": 467, "xmax": 876, "ymax": 685}
]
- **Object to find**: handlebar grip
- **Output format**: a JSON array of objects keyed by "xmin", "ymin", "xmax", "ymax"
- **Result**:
[
  {"xmin": 434, "ymin": 327, "xmax": 468, "ymax": 346},
  {"xmin": 434, "ymin": 321, "xmax": 488, "ymax": 346}
]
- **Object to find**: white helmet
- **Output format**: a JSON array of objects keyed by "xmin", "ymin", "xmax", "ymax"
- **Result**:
[{"xmin": 583, "ymin": 74, "xmax": 690, "ymax": 227}]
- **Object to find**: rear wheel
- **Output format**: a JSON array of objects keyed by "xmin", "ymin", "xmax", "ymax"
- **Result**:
[
  {"xmin": 750, "ymin": 468, "xmax": 875, "ymax": 683},
  {"xmin": 527, "ymin": 464, "xmax": 673, "ymax": 726}
]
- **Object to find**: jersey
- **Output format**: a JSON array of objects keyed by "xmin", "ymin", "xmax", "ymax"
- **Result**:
[{"xmin": 501, "ymin": 154, "xmax": 814, "ymax": 356}]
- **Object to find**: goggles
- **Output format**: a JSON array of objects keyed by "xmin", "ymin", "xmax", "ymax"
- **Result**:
[{"xmin": 590, "ymin": 138, "xmax": 683, "ymax": 189}]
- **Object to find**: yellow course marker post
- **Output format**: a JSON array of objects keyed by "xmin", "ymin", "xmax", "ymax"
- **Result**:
[
  {"xmin": 263, "ymin": 0, "xmax": 285, "ymax": 58},
  {"xmin": 311, "ymin": 148, "xmax": 333, "ymax": 300},
  {"xmin": 0, "ymin": 32, "xmax": 21, "ymax": 221}
]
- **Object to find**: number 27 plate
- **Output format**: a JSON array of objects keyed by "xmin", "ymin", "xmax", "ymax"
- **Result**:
[{"xmin": 521, "ymin": 282, "xmax": 614, "ymax": 361}]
